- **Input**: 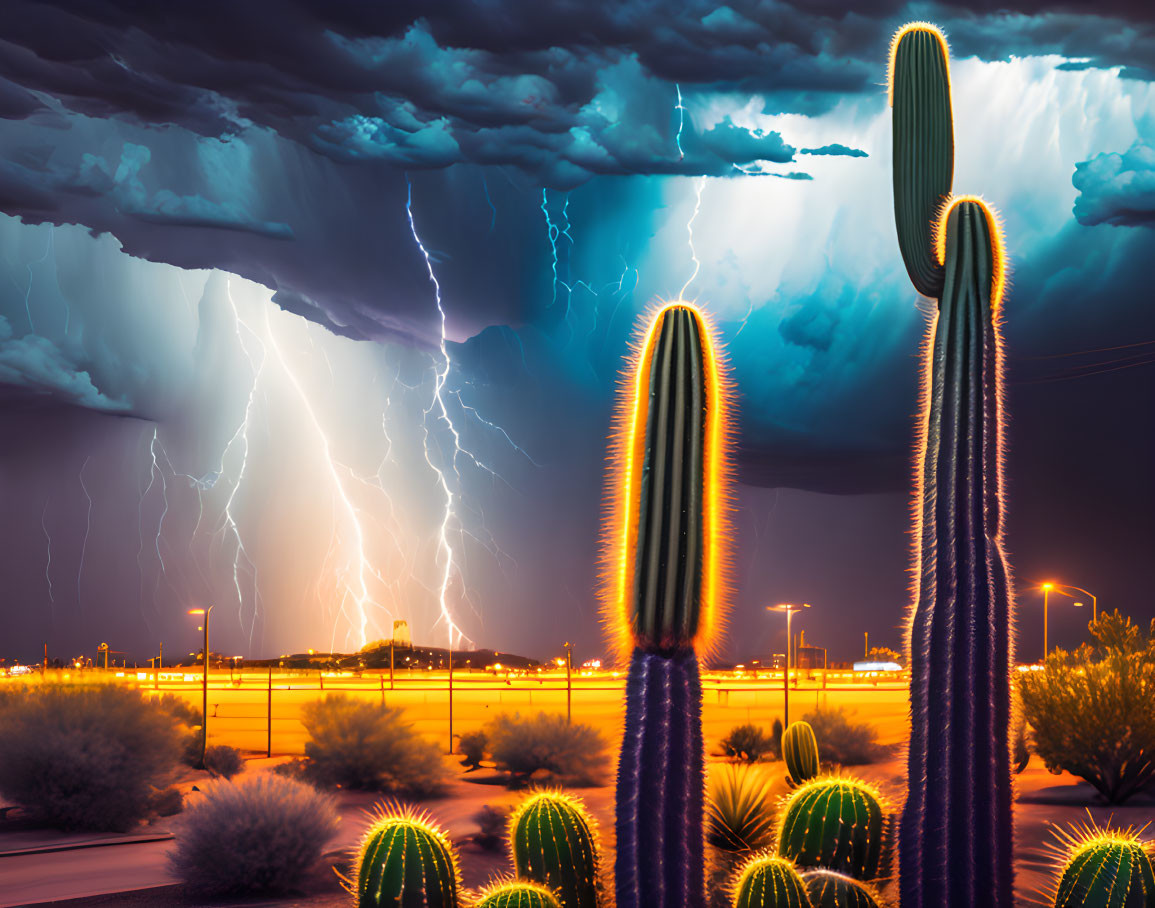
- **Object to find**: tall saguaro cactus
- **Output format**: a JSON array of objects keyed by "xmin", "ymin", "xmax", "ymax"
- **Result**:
[
  {"xmin": 889, "ymin": 22, "xmax": 1015, "ymax": 908},
  {"xmin": 603, "ymin": 301, "xmax": 733, "ymax": 908}
]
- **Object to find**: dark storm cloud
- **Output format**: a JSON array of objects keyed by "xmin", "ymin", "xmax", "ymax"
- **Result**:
[
  {"xmin": 801, "ymin": 144, "xmax": 869, "ymax": 157},
  {"xmin": 0, "ymin": 0, "xmax": 1150, "ymax": 187},
  {"xmin": 1072, "ymin": 142, "xmax": 1155, "ymax": 228}
]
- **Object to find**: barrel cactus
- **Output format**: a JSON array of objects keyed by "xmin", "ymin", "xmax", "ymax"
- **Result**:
[
  {"xmin": 731, "ymin": 854, "xmax": 809, "ymax": 908},
  {"xmin": 777, "ymin": 777, "xmax": 886, "ymax": 880},
  {"xmin": 476, "ymin": 880, "xmax": 563, "ymax": 908},
  {"xmin": 781, "ymin": 721, "xmax": 819, "ymax": 786},
  {"xmin": 801, "ymin": 869, "xmax": 886, "ymax": 908},
  {"xmin": 509, "ymin": 791, "xmax": 599, "ymax": 908},
  {"xmin": 889, "ymin": 21, "xmax": 1015, "ymax": 908},
  {"xmin": 603, "ymin": 302, "xmax": 735, "ymax": 908},
  {"xmin": 1050, "ymin": 821, "xmax": 1155, "ymax": 908},
  {"xmin": 353, "ymin": 805, "xmax": 460, "ymax": 907}
]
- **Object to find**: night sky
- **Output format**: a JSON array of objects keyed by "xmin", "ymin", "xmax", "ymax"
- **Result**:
[{"xmin": 0, "ymin": 1, "xmax": 1153, "ymax": 667}]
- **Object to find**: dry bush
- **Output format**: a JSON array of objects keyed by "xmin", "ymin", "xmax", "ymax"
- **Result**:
[
  {"xmin": 0, "ymin": 684, "xmax": 182, "ymax": 831},
  {"xmin": 1020, "ymin": 611, "xmax": 1155, "ymax": 804},
  {"xmin": 300, "ymin": 694, "xmax": 448, "ymax": 795},
  {"xmin": 170, "ymin": 774, "xmax": 339, "ymax": 895},
  {"xmin": 801, "ymin": 706, "xmax": 880, "ymax": 766},
  {"xmin": 485, "ymin": 712, "xmax": 609, "ymax": 787},
  {"xmin": 720, "ymin": 723, "xmax": 777, "ymax": 763}
]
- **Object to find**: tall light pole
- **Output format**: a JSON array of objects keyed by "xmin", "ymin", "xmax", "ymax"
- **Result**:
[
  {"xmin": 767, "ymin": 603, "xmax": 810, "ymax": 727},
  {"xmin": 188, "ymin": 607, "xmax": 213, "ymax": 769},
  {"xmin": 1041, "ymin": 583, "xmax": 1087, "ymax": 660},
  {"xmin": 1042, "ymin": 583, "xmax": 1052, "ymax": 659}
]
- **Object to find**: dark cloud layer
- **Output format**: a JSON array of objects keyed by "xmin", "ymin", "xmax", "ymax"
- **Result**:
[{"xmin": 1072, "ymin": 142, "xmax": 1155, "ymax": 227}]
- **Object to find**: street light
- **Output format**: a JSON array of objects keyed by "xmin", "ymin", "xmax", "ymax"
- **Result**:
[
  {"xmin": 1040, "ymin": 583, "xmax": 1086, "ymax": 661},
  {"xmin": 767, "ymin": 603, "xmax": 810, "ymax": 727},
  {"xmin": 188, "ymin": 607, "xmax": 213, "ymax": 769}
]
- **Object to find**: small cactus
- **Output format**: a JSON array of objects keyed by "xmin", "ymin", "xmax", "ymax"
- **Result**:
[
  {"xmin": 476, "ymin": 880, "xmax": 562, "ymax": 908},
  {"xmin": 1051, "ymin": 821, "xmax": 1155, "ymax": 908},
  {"xmin": 777, "ymin": 777, "xmax": 886, "ymax": 880},
  {"xmin": 730, "ymin": 854, "xmax": 809, "ymax": 908},
  {"xmin": 801, "ymin": 869, "xmax": 885, "ymax": 908},
  {"xmin": 510, "ymin": 791, "xmax": 599, "ymax": 908},
  {"xmin": 781, "ymin": 721, "xmax": 819, "ymax": 786},
  {"xmin": 353, "ymin": 805, "xmax": 460, "ymax": 907}
]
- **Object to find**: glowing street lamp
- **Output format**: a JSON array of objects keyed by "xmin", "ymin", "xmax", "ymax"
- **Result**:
[
  {"xmin": 767, "ymin": 602, "xmax": 810, "ymax": 727},
  {"xmin": 1040, "ymin": 583, "xmax": 1085, "ymax": 661},
  {"xmin": 188, "ymin": 606, "xmax": 213, "ymax": 769}
]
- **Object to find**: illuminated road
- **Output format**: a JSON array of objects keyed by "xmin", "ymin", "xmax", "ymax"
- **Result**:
[{"xmin": 92, "ymin": 667, "xmax": 912, "ymax": 755}]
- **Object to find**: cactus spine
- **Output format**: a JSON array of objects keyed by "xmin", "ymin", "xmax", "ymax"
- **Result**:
[
  {"xmin": 777, "ymin": 777, "xmax": 886, "ymax": 880},
  {"xmin": 781, "ymin": 721, "xmax": 819, "ymax": 786},
  {"xmin": 1051, "ymin": 823, "xmax": 1155, "ymax": 908},
  {"xmin": 476, "ymin": 881, "xmax": 563, "ymax": 908},
  {"xmin": 890, "ymin": 21, "xmax": 1015, "ymax": 908},
  {"xmin": 801, "ymin": 869, "xmax": 885, "ymax": 908},
  {"xmin": 604, "ymin": 302, "xmax": 734, "ymax": 908},
  {"xmin": 354, "ymin": 806, "xmax": 460, "ymax": 908},
  {"xmin": 509, "ymin": 791, "xmax": 599, "ymax": 908},
  {"xmin": 731, "ymin": 854, "xmax": 809, "ymax": 908}
]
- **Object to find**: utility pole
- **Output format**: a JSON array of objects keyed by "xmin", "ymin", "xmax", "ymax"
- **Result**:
[
  {"xmin": 864, "ymin": 631, "xmax": 869, "ymax": 659},
  {"xmin": 564, "ymin": 642, "xmax": 573, "ymax": 724},
  {"xmin": 447, "ymin": 632, "xmax": 455, "ymax": 755},
  {"xmin": 266, "ymin": 665, "xmax": 273, "ymax": 758}
]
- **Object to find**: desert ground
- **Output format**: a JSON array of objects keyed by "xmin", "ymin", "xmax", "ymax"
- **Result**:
[{"xmin": 1, "ymin": 668, "xmax": 1146, "ymax": 907}]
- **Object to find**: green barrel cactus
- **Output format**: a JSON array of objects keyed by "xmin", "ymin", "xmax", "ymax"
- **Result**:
[
  {"xmin": 777, "ymin": 777, "xmax": 886, "ymax": 880},
  {"xmin": 781, "ymin": 721, "xmax": 819, "ymax": 786},
  {"xmin": 510, "ymin": 791, "xmax": 599, "ymax": 908},
  {"xmin": 890, "ymin": 21, "xmax": 953, "ymax": 299},
  {"xmin": 476, "ymin": 880, "xmax": 563, "ymax": 908},
  {"xmin": 731, "ymin": 854, "xmax": 809, "ymax": 908},
  {"xmin": 353, "ymin": 807, "xmax": 460, "ymax": 907},
  {"xmin": 1053, "ymin": 827, "xmax": 1155, "ymax": 908},
  {"xmin": 890, "ymin": 20, "xmax": 1015, "ymax": 908},
  {"xmin": 801, "ymin": 869, "xmax": 885, "ymax": 908}
]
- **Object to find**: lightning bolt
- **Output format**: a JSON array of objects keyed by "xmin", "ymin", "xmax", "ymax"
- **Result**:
[
  {"xmin": 674, "ymin": 84, "xmax": 686, "ymax": 161},
  {"xmin": 23, "ymin": 227, "xmax": 53, "ymax": 333},
  {"xmin": 76, "ymin": 456, "xmax": 92, "ymax": 611},
  {"xmin": 262, "ymin": 303, "xmax": 386, "ymax": 652},
  {"xmin": 40, "ymin": 501, "xmax": 54, "ymax": 612},
  {"xmin": 406, "ymin": 178, "xmax": 471, "ymax": 650},
  {"xmin": 679, "ymin": 176, "xmax": 707, "ymax": 301},
  {"xmin": 213, "ymin": 280, "xmax": 266, "ymax": 644},
  {"xmin": 541, "ymin": 189, "xmax": 597, "ymax": 343}
]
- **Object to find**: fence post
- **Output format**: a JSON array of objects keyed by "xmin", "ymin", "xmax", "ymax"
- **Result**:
[
  {"xmin": 380, "ymin": 673, "xmax": 385, "ymax": 707},
  {"xmin": 319, "ymin": 669, "xmax": 324, "ymax": 691},
  {"xmin": 266, "ymin": 665, "xmax": 273, "ymax": 758}
]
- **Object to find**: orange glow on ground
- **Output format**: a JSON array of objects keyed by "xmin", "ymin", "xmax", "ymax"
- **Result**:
[
  {"xmin": 887, "ymin": 21, "xmax": 951, "ymax": 108},
  {"xmin": 932, "ymin": 194, "xmax": 1008, "ymax": 312},
  {"xmin": 600, "ymin": 300, "xmax": 735, "ymax": 664}
]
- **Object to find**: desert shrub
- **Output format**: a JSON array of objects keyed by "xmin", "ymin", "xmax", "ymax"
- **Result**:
[
  {"xmin": 152, "ymin": 694, "xmax": 204, "ymax": 766},
  {"xmin": 720, "ymin": 724, "xmax": 776, "ymax": 763},
  {"xmin": 459, "ymin": 729, "xmax": 488, "ymax": 769},
  {"xmin": 1020, "ymin": 611, "xmax": 1155, "ymax": 804},
  {"xmin": 149, "ymin": 786, "xmax": 184, "ymax": 817},
  {"xmin": 472, "ymin": 804, "xmax": 511, "ymax": 851},
  {"xmin": 706, "ymin": 763, "xmax": 777, "ymax": 852},
  {"xmin": 485, "ymin": 713, "xmax": 609, "ymax": 787},
  {"xmin": 204, "ymin": 744, "xmax": 245, "ymax": 779},
  {"xmin": 170, "ymin": 774, "xmax": 339, "ymax": 895},
  {"xmin": 801, "ymin": 707, "xmax": 879, "ymax": 765},
  {"xmin": 0, "ymin": 684, "xmax": 182, "ymax": 831},
  {"xmin": 300, "ymin": 695, "xmax": 447, "ymax": 795}
]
